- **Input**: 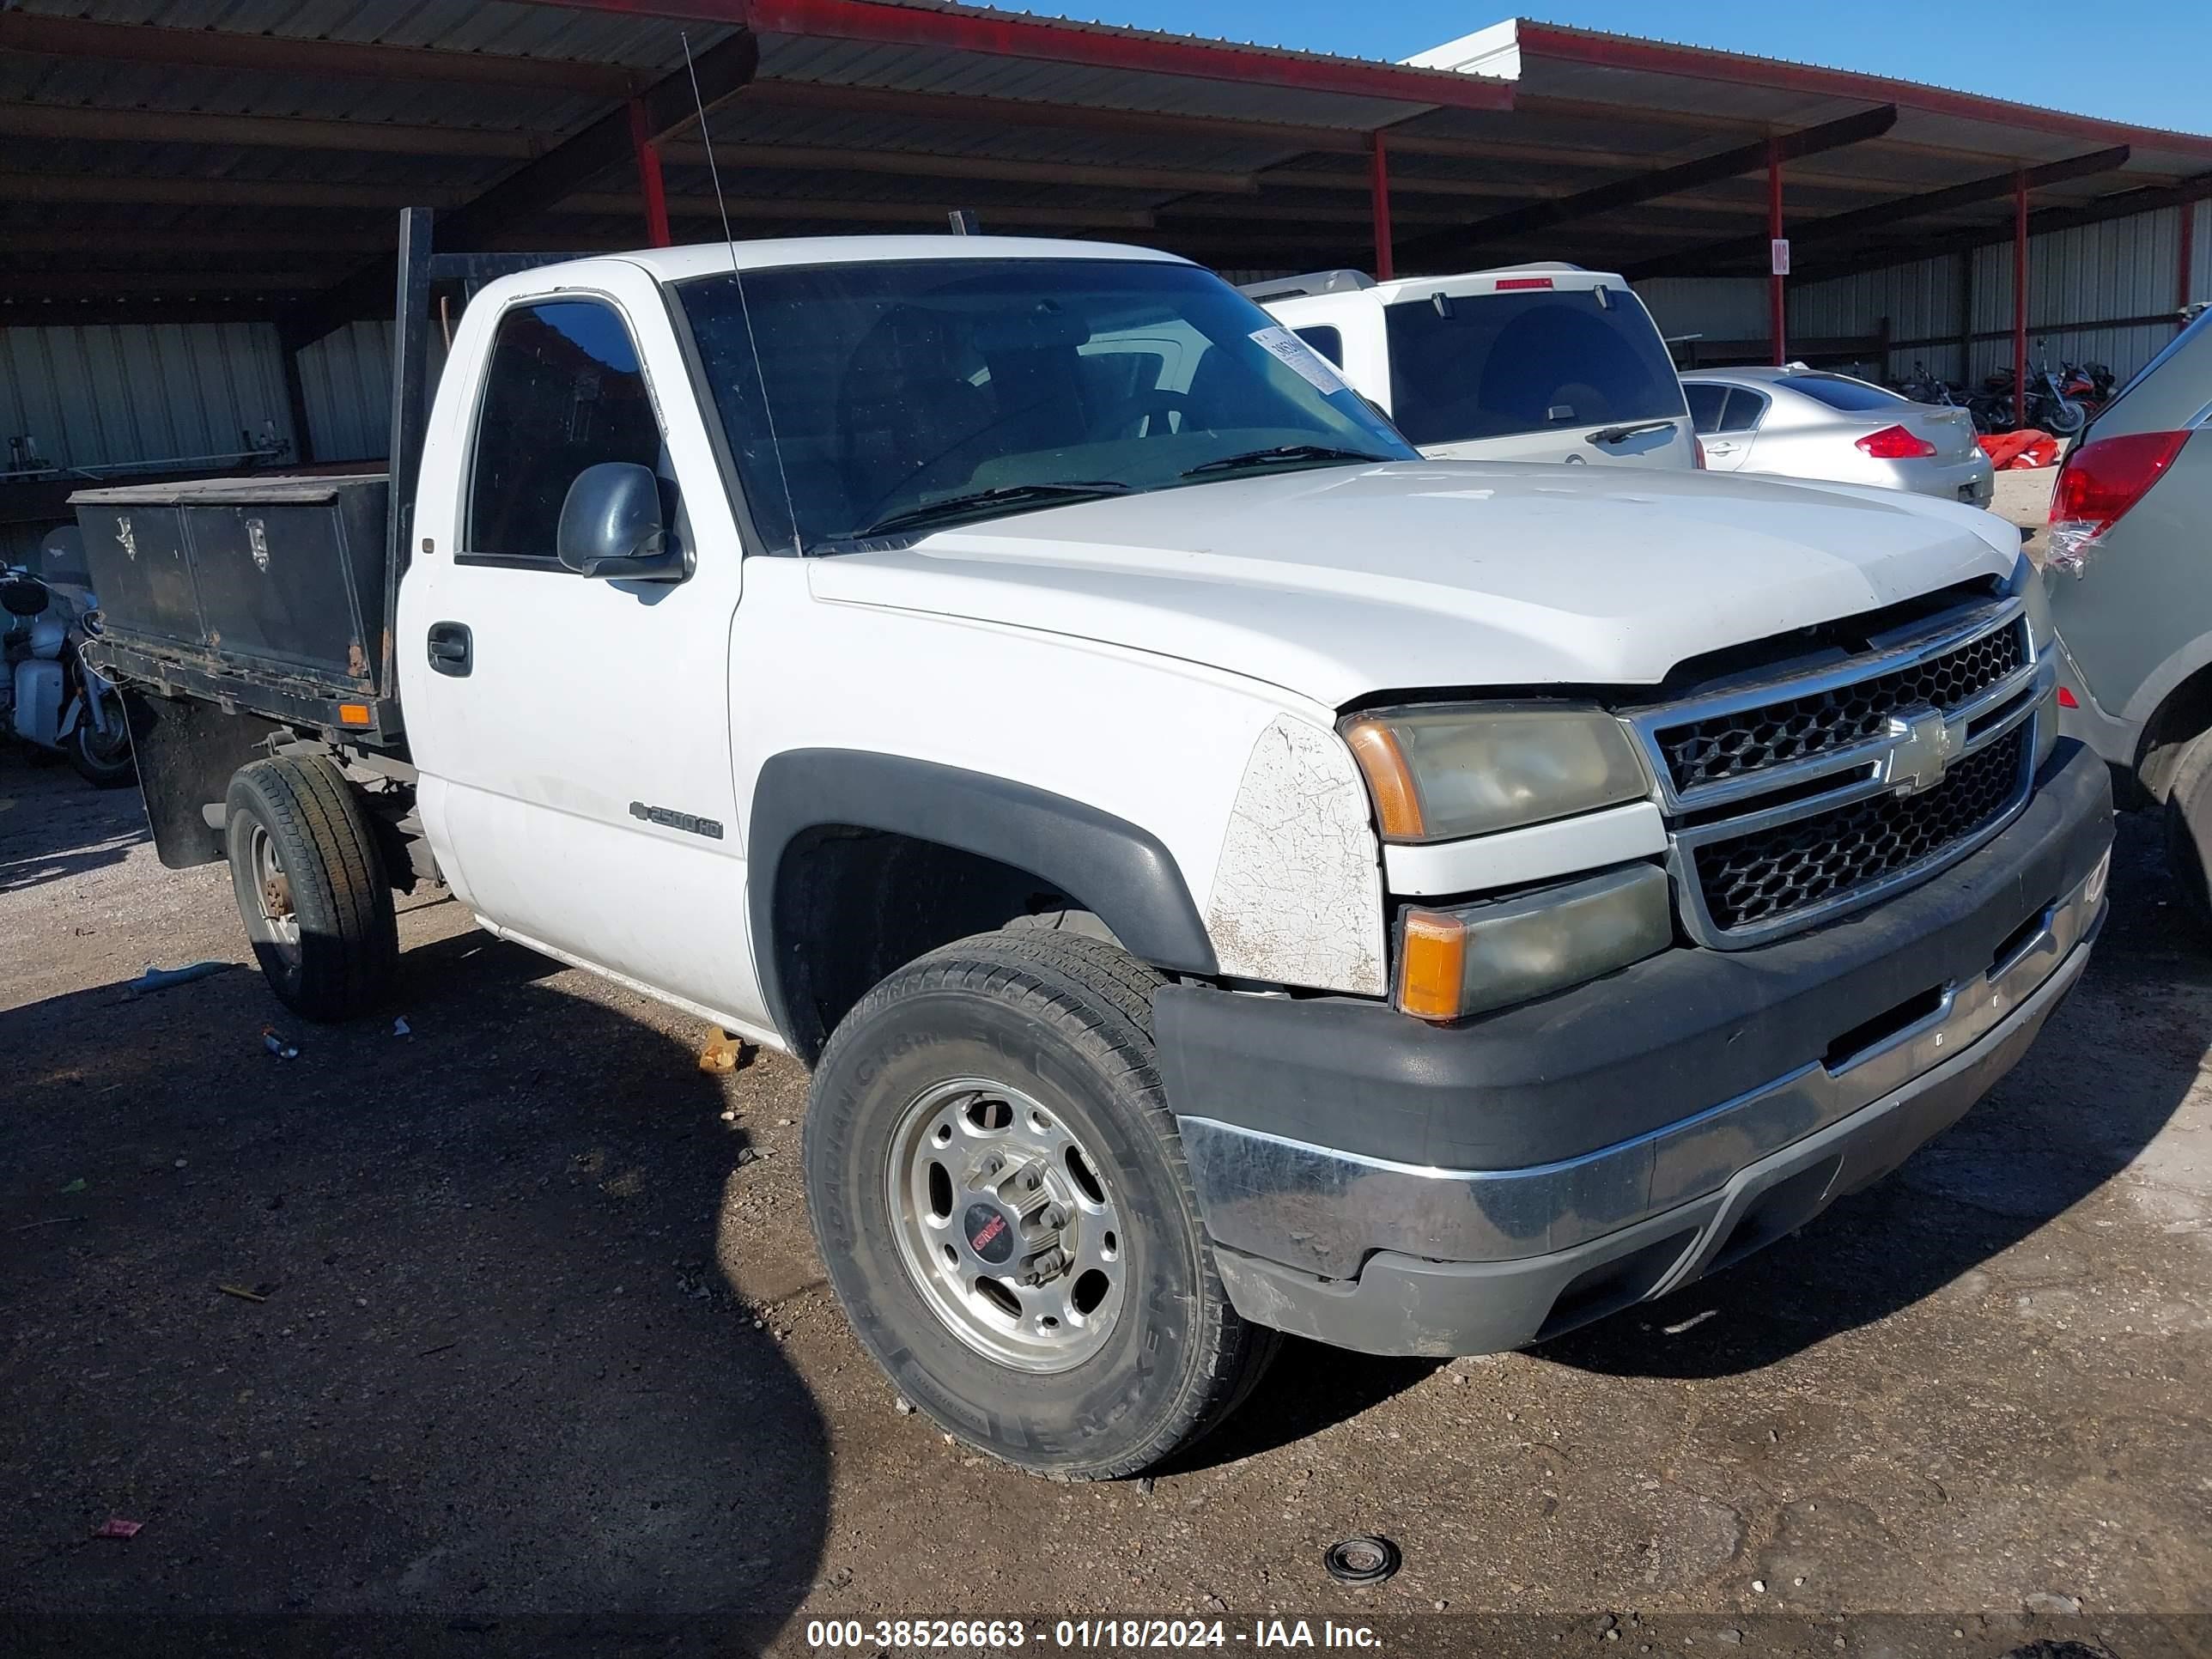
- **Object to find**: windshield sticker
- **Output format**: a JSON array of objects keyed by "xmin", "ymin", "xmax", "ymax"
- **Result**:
[{"xmin": 1249, "ymin": 325, "xmax": 1349, "ymax": 397}]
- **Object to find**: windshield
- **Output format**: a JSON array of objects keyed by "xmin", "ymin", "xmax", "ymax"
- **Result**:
[
  {"xmin": 678, "ymin": 257, "xmax": 1414, "ymax": 552},
  {"xmin": 1382, "ymin": 288, "xmax": 1686, "ymax": 447}
]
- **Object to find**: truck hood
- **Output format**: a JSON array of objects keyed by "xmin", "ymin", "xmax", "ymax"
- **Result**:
[{"xmin": 807, "ymin": 460, "xmax": 2020, "ymax": 708}]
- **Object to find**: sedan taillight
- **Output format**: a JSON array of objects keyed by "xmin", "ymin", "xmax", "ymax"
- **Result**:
[
  {"xmin": 2047, "ymin": 430, "xmax": 2188, "ymax": 574},
  {"xmin": 1856, "ymin": 423, "xmax": 1938, "ymax": 459}
]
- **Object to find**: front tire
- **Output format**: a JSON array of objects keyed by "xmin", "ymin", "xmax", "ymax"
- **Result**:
[
  {"xmin": 804, "ymin": 930, "xmax": 1277, "ymax": 1478},
  {"xmin": 66, "ymin": 690, "xmax": 135, "ymax": 788},
  {"xmin": 224, "ymin": 756, "xmax": 398, "ymax": 1020}
]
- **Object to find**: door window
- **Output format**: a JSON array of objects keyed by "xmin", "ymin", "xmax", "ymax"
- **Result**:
[
  {"xmin": 1685, "ymin": 384, "xmax": 1729, "ymax": 434},
  {"xmin": 1293, "ymin": 325, "xmax": 1346, "ymax": 368},
  {"xmin": 465, "ymin": 300, "xmax": 663, "ymax": 562},
  {"xmin": 1718, "ymin": 388, "xmax": 1768, "ymax": 432}
]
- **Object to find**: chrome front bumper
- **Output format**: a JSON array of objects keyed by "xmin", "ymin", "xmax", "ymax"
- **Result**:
[{"xmin": 1182, "ymin": 853, "xmax": 2106, "ymax": 1282}]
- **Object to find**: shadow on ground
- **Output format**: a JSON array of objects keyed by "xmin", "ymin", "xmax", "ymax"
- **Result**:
[
  {"xmin": 1162, "ymin": 814, "xmax": 2203, "ymax": 1427},
  {"xmin": 0, "ymin": 924, "xmax": 830, "ymax": 1644},
  {"xmin": 0, "ymin": 754, "xmax": 149, "ymax": 894},
  {"xmin": 1544, "ymin": 811, "xmax": 2205, "ymax": 1381}
]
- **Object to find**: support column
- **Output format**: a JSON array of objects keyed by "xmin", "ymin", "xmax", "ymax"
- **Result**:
[
  {"xmin": 1370, "ymin": 131, "xmax": 1394, "ymax": 282},
  {"xmin": 275, "ymin": 311, "xmax": 316, "ymax": 466},
  {"xmin": 1767, "ymin": 139, "xmax": 1786, "ymax": 366},
  {"xmin": 629, "ymin": 98, "xmax": 672, "ymax": 248},
  {"xmin": 2013, "ymin": 172, "xmax": 2029, "ymax": 428},
  {"xmin": 2181, "ymin": 198, "xmax": 2197, "ymax": 322}
]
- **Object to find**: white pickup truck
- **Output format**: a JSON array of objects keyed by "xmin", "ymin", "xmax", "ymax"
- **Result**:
[{"xmin": 77, "ymin": 228, "xmax": 2112, "ymax": 1480}]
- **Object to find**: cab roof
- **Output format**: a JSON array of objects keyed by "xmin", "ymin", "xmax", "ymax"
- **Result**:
[{"xmin": 613, "ymin": 235, "xmax": 1195, "ymax": 285}]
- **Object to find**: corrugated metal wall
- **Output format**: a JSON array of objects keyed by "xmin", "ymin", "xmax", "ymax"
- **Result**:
[
  {"xmin": 1790, "ymin": 204, "xmax": 2195, "ymax": 390},
  {"xmin": 297, "ymin": 321, "xmax": 395, "ymax": 463},
  {"xmin": 1632, "ymin": 276, "xmax": 1768, "ymax": 347},
  {"xmin": 0, "ymin": 319, "xmax": 296, "ymax": 472}
]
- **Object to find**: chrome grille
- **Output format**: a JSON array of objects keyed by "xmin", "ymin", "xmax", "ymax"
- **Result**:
[
  {"xmin": 1626, "ymin": 597, "xmax": 2050, "ymax": 949},
  {"xmin": 1692, "ymin": 727, "xmax": 2029, "ymax": 933},
  {"xmin": 1655, "ymin": 621, "xmax": 2026, "ymax": 793}
]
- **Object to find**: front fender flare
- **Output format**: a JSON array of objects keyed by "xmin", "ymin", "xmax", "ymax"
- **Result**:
[{"xmin": 747, "ymin": 750, "xmax": 1218, "ymax": 1055}]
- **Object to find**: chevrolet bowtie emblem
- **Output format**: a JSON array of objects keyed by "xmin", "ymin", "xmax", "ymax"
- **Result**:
[{"xmin": 1883, "ymin": 708, "xmax": 1958, "ymax": 795}]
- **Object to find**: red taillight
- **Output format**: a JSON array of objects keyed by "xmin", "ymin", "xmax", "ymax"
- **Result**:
[
  {"xmin": 1692, "ymin": 437, "xmax": 1707, "ymax": 469},
  {"xmin": 2057, "ymin": 685, "xmax": 2080, "ymax": 708},
  {"xmin": 1856, "ymin": 423, "xmax": 1938, "ymax": 459},
  {"xmin": 2047, "ymin": 430, "xmax": 2188, "ymax": 573},
  {"xmin": 1492, "ymin": 276, "xmax": 1553, "ymax": 290}
]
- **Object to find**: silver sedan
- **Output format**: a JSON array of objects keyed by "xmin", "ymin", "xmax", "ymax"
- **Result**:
[{"xmin": 1681, "ymin": 367, "xmax": 1996, "ymax": 506}]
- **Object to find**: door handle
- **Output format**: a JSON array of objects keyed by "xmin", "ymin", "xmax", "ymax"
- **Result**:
[
  {"xmin": 427, "ymin": 621, "xmax": 472, "ymax": 678},
  {"xmin": 1705, "ymin": 441, "xmax": 1739, "ymax": 455}
]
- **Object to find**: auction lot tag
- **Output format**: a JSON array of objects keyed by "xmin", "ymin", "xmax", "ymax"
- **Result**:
[{"xmin": 1249, "ymin": 325, "xmax": 1349, "ymax": 396}]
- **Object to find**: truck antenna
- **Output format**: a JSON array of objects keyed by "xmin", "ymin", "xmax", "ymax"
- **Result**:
[
  {"xmin": 678, "ymin": 30, "xmax": 799, "ymax": 552},
  {"xmin": 681, "ymin": 32, "xmax": 738, "ymax": 257}
]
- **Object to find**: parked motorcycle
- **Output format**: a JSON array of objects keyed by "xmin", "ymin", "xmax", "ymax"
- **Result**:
[
  {"xmin": 2060, "ymin": 359, "xmax": 2117, "ymax": 416},
  {"xmin": 1, "ymin": 540, "xmax": 134, "ymax": 787},
  {"xmin": 1893, "ymin": 360, "xmax": 1961, "ymax": 406},
  {"xmin": 1968, "ymin": 346, "xmax": 2087, "ymax": 437}
]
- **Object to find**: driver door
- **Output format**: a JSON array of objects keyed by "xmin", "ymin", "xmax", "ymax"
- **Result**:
[{"xmin": 398, "ymin": 264, "xmax": 762, "ymax": 1024}]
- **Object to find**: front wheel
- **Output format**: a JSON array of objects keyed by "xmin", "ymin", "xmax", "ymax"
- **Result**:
[
  {"xmin": 803, "ymin": 930, "xmax": 1277, "ymax": 1478},
  {"xmin": 66, "ymin": 688, "xmax": 136, "ymax": 787},
  {"xmin": 2044, "ymin": 397, "xmax": 2087, "ymax": 437}
]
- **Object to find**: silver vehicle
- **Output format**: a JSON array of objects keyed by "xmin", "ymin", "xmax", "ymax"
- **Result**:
[
  {"xmin": 2045, "ymin": 305, "xmax": 2212, "ymax": 932},
  {"xmin": 1682, "ymin": 366, "xmax": 1995, "ymax": 506}
]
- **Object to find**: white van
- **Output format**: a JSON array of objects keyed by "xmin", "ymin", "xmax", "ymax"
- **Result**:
[{"xmin": 1247, "ymin": 264, "xmax": 1698, "ymax": 469}]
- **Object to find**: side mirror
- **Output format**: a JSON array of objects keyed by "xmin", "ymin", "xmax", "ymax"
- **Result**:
[{"xmin": 556, "ymin": 462, "xmax": 685, "ymax": 580}]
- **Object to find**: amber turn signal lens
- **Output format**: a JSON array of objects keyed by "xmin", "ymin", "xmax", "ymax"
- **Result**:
[
  {"xmin": 337, "ymin": 703, "xmax": 372, "ymax": 726},
  {"xmin": 1342, "ymin": 717, "xmax": 1425, "ymax": 840},
  {"xmin": 1397, "ymin": 910, "xmax": 1468, "ymax": 1022}
]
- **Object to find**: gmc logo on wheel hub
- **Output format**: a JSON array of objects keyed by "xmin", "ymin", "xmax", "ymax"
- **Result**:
[{"xmin": 963, "ymin": 1203, "xmax": 1013, "ymax": 1263}]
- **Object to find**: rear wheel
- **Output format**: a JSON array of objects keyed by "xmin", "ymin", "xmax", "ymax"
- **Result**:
[
  {"xmin": 804, "ymin": 929, "xmax": 1277, "ymax": 1478},
  {"xmin": 224, "ymin": 756, "xmax": 398, "ymax": 1019},
  {"xmin": 2164, "ymin": 732, "xmax": 2212, "ymax": 939}
]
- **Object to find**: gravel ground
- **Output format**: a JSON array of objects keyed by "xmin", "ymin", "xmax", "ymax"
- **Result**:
[
  {"xmin": 1990, "ymin": 456, "xmax": 2061, "ymax": 568},
  {"xmin": 3, "ymin": 751, "xmax": 2208, "ymax": 1658}
]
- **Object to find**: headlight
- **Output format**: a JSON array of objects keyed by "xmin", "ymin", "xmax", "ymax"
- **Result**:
[
  {"xmin": 1340, "ymin": 704, "xmax": 1649, "ymax": 842},
  {"xmin": 1397, "ymin": 863, "xmax": 1673, "ymax": 1020}
]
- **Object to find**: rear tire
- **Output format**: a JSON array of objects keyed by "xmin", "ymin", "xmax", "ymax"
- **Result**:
[
  {"xmin": 224, "ymin": 756, "xmax": 398, "ymax": 1020},
  {"xmin": 2164, "ymin": 732, "xmax": 2212, "ymax": 940},
  {"xmin": 803, "ymin": 929, "xmax": 1277, "ymax": 1479}
]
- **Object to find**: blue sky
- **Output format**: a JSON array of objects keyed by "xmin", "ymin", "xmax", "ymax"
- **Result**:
[{"xmin": 1066, "ymin": 3, "xmax": 2207, "ymax": 136}]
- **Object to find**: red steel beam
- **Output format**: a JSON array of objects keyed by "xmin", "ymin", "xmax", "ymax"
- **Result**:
[
  {"xmin": 2014, "ymin": 172, "xmax": 2030, "ymax": 426},
  {"xmin": 629, "ymin": 100, "xmax": 673, "ymax": 247},
  {"xmin": 530, "ymin": 0, "xmax": 1512, "ymax": 110},
  {"xmin": 1370, "ymin": 131, "xmax": 1395, "ymax": 282}
]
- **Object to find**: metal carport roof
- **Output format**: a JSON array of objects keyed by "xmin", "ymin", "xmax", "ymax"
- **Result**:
[{"xmin": 1, "ymin": 4, "xmax": 2207, "ymax": 336}]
